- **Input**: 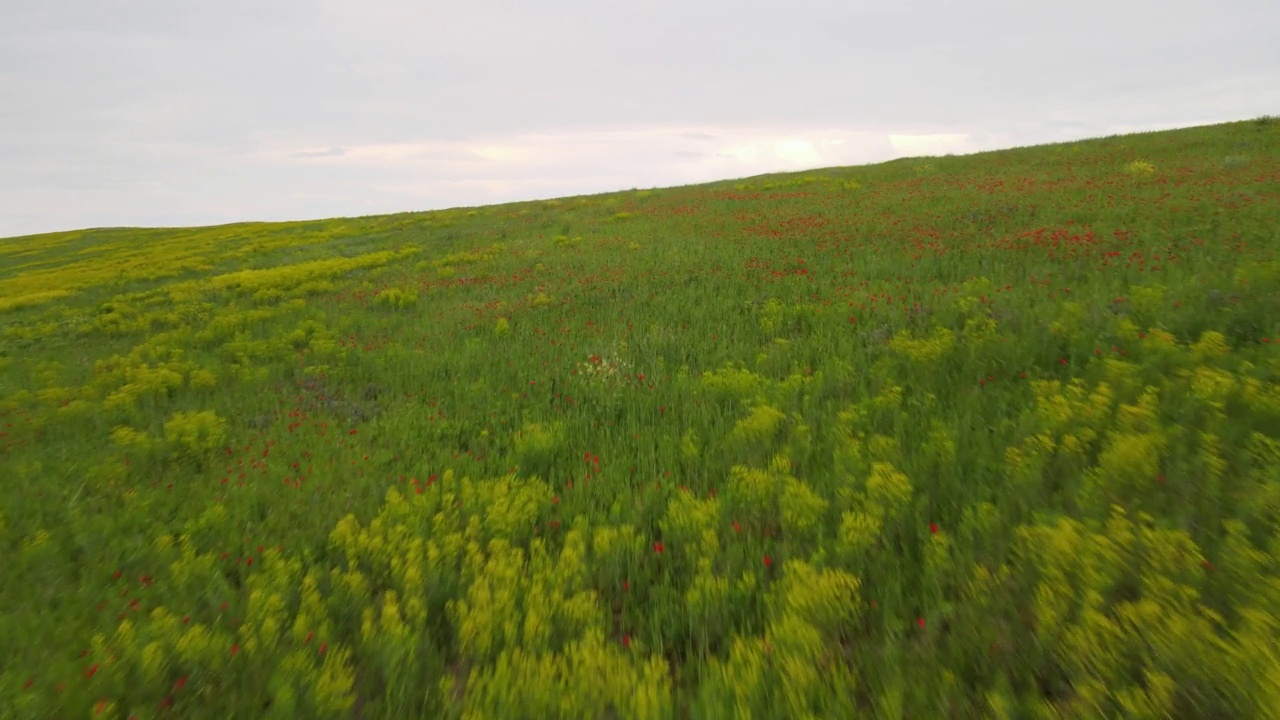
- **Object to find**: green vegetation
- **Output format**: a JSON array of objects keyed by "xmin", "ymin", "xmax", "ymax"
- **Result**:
[{"xmin": 2, "ymin": 117, "xmax": 1280, "ymax": 718}]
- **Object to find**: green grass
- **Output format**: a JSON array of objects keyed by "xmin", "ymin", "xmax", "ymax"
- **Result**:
[{"xmin": 2, "ymin": 115, "xmax": 1280, "ymax": 719}]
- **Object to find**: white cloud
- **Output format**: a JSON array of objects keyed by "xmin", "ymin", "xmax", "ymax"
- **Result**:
[
  {"xmin": 716, "ymin": 143, "xmax": 760, "ymax": 163},
  {"xmin": 270, "ymin": 127, "xmax": 895, "ymax": 177},
  {"xmin": 775, "ymin": 140, "xmax": 820, "ymax": 164},
  {"xmin": 470, "ymin": 145, "xmax": 540, "ymax": 164}
]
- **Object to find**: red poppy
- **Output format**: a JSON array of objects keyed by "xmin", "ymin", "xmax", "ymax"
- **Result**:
[
  {"xmin": 929, "ymin": 523, "xmax": 939, "ymax": 534},
  {"xmin": 653, "ymin": 542, "xmax": 664, "ymax": 554}
]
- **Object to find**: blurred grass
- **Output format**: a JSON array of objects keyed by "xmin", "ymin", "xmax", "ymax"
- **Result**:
[{"xmin": 1, "ymin": 117, "xmax": 1279, "ymax": 719}]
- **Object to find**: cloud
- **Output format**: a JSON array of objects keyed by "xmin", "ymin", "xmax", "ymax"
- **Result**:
[
  {"xmin": 470, "ymin": 145, "xmax": 542, "ymax": 164},
  {"xmin": 288, "ymin": 147, "xmax": 347, "ymax": 158},
  {"xmin": 716, "ymin": 143, "xmax": 760, "ymax": 163},
  {"xmin": 775, "ymin": 140, "xmax": 820, "ymax": 164}
]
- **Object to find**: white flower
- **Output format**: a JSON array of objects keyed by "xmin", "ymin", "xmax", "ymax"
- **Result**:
[{"xmin": 577, "ymin": 354, "xmax": 630, "ymax": 386}]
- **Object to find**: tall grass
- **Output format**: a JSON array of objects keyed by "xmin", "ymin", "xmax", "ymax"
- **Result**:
[{"xmin": 2, "ymin": 117, "xmax": 1279, "ymax": 718}]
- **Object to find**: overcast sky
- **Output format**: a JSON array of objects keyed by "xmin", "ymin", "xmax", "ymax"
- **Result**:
[{"xmin": 2, "ymin": 0, "xmax": 1277, "ymax": 239}]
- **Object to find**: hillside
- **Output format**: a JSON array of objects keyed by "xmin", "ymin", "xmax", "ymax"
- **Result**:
[{"xmin": 2, "ymin": 117, "xmax": 1279, "ymax": 719}]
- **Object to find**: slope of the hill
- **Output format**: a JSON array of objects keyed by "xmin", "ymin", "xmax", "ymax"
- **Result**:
[{"xmin": 2, "ymin": 117, "xmax": 1279, "ymax": 719}]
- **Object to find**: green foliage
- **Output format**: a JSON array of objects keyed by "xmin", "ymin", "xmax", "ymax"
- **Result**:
[
  {"xmin": 4, "ymin": 119, "xmax": 1280, "ymax": 719},
  {"xmin": 163, "ymin": 410, "xmax": 228, "ymax": 466},
  {"xmin": 1126, "ymin": 159, "xmax": 1157, "ymax": 175},
  {"xmin": 726, "ymin": 404, "xmax": 787, "ymax": 456},
  {"xmin": 888, "ymin": 326, "xmax": 956, "ymax": 365},
  {"xmin": 373, "ymin": 288, "xmax": 418, "ymax": 310},
  {"xmin": 513, "ymin": 421, "xmax": 565, "ymax": 480},
  {"xmin": 699, "ymin": 362, "xmax": 769, "ymax": 404},
  {"xmin": 660, "ymin": 490, "xmax": 721, "ymax": 560}
]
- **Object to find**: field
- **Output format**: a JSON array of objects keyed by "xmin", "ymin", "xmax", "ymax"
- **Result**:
[{"xmin": 2, "ymin": 117, "xmax": 1279, "ymax": 719}]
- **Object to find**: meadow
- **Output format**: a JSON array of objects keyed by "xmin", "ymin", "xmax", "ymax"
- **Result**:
[{"xmin": 1, "ymin": 117, "xmax": 1279, "ymax": 719}]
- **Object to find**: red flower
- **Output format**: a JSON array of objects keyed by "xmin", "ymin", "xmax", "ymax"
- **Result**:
[
  {"xmin": 622, "ymin": 634, "xmax": 631, "ymax": 648},
  {"xmin": 174, "ymin": 676, "xmax": 188, "ymax": 691},
  {"xmin": 653, "ymin": 542, "xmax": 664, "ymax": 554},
  {"xmin": 917, "ymin": 617, "xmax": 926, "ymax": 629},
  {"xmin": 230, "ymin": 644, "xmax": 240, "ymax": 657},
  {"xmin": 929, "ymin": 523, "xmax": 939, "ymax": 534},
  {"xmin": 763, "ymin": 555, "xmax": 773, "ymax": 568},
  {"xmin": 85, "ymin": 664, "xmax": 99, "ymax": 679}
]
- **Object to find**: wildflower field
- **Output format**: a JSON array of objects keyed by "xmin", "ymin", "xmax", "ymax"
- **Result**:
[{"xmin": 3, "ymin": 117, "xmax": 1280, "ymax": 719}]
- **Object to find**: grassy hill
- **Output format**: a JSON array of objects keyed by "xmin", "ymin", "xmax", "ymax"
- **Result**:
[{"xmin": 2, "ymin": 116, "xmax": 1279, "ymax": 719}]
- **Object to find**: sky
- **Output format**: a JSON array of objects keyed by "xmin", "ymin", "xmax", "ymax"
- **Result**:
[{"xmin": 2, "ymin": 0, "xmax": 1278, "ymax": 239}]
